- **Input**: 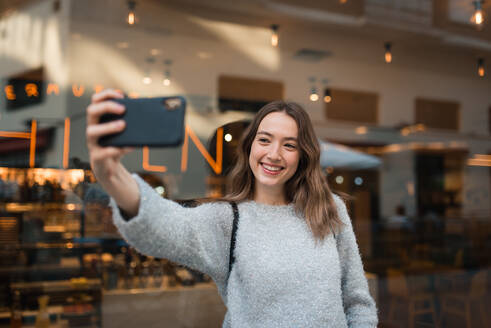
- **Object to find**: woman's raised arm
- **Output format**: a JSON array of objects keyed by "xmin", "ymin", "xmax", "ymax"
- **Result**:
[{"xmin": 86, "ymin": 89, "xmax": 139, "ymax": 217}]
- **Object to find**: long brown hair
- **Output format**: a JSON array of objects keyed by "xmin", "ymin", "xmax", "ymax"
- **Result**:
[{"xmin": 223, "ymin": 101, "xmax": 343, "ymax": 241}]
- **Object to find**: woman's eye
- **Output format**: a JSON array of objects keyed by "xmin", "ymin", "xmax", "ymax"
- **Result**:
[
  {"xmin": 285, "ymin": 143, "xmax": 296, "ymax": 149},
  {"xmin": 258, "ymin": 138, "xmax": 269, "ymax": 143}
]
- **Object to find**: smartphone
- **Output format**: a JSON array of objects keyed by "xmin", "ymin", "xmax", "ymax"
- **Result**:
[{"xmin": 98, "ymin": 96, "xmax": 186, "ymax": 148}]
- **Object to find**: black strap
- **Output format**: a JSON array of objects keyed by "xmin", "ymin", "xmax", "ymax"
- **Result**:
[{"xmin": 228, "ymin": 201, "xmax": 239, "ymax": 277}]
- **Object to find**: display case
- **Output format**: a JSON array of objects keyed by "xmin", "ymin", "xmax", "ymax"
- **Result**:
[{"xmin": 0, "ymin": 167, "xmax": 220, "ymax": 327}]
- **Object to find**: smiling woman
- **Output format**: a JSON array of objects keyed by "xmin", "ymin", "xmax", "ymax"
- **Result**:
[
  {"xmin": 248, "ymin": 111, "xmax": 300, "ymax": 205},
  {"xmin": 88, "ymin": 93, "xmax": 378, "ymax": 327}
]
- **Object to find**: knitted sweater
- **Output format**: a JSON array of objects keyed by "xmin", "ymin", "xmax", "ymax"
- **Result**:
[{"xmin": 110, "ymin": 174, "xmax": 378, "ymax": 327}]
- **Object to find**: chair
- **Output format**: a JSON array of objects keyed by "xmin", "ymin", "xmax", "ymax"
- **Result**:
[
  {"xmin": 439, "ymin": 270, "xmax": 488, "ymax": 328},
  {"xmin": 386, "ymin": 269, "xmax": 439, "ymax": 328}
]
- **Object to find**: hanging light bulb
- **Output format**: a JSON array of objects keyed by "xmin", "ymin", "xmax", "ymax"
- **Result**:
[
  {"xmin": 339, "ymin": 0, "xmax": 348, "ymax": 3},
  {"xmin": 309, "ymin": 88, "xmax": 319, "ymax": 102},
  {"xmin": 384, "ymin": 42, "xmax": 392, "ymax": 63},
  {"xmin": 321, "ymin": 78, "xmax": 332, "ymax": 103},
  {"xmin": 308, "ymin": 77, "xmax": 318, "ymax": 101},
  {"xmin": 271, "ymin": 24, "xmax": 279, "ymax": 47},
  {"xmin": 324, "ymin": 89, "xmax": 332, "ymax": 103},
  {"xmin": 470, "ymin": 1, "xmax": 485, "ymax": 26},
  {"xmin": 162, "ymin": 59, "xmax": 172, "ymax": 86},
  {"xmin": 142, "ymin": 56, "xmax": 155, "ymax": 85},
  {"xmin": 478, "ymin": 57, "xmax": 485, "ymax": 77},
  {"xmin": 127, "ymin": 1, "xmax": 136, "ymax": 26}
]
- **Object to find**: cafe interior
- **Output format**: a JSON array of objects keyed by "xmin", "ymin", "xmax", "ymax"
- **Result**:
[{"xmin": 0, "ymin": 0, "xmax": 490, "ymax": 327}]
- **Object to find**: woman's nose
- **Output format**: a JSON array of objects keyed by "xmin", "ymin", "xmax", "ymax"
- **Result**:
[{"xmin": 267, "ymin": 144, "xmax": 282, "ymax": 161}]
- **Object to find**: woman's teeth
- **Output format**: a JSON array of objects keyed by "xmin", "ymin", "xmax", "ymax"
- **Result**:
[{"xmin": 263, "ymin": 164, "xmax": 282, "ymax": 171}]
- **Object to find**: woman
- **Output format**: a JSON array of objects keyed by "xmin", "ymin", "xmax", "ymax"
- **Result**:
[{"xmin": 86, "ymin": 89, "xmax": 378, "ymax": 327}]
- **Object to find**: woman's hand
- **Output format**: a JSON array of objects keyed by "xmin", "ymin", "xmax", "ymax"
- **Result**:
[
  {"xmin": 86, "ymin": 89, "xmax": 133, "ymax": 182},
  {"xmin": 86, "ymin": 89, "xmax": 140, "ymax": 216}
]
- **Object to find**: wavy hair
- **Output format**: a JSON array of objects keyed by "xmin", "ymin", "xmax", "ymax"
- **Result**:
[{"xmin": 223, "ymin": 101, "xmax": 343, "ymax": 241}]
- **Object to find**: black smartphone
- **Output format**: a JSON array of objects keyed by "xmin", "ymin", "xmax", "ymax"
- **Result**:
[{"xmin": 98, "ymin": 96, "xmax": 186, "ymax": 148}]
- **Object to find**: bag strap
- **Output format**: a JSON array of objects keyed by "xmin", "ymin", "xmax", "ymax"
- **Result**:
[{"xmin": 228, "ymin": 201, "xmax": 240, "ymax": 277}]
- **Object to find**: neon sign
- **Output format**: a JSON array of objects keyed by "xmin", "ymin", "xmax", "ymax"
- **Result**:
[{"xmin": 0, "ymin": 121, "xmax": 224, "ymax": 174}]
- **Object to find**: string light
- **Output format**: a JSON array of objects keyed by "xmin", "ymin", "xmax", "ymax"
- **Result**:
[
  {"xmin": 127, "ymin": 0, "xmax": 137, "ymax": 26},
  {"xmin": 271, "ymin": 24, "xmax": 279, "ymax": 47},
  {"xmin": 470, "ymin": 1, "xmax": 485, "ymax": 26},
  {"xmin": 478, "ymin": 57, "xmax": 485, "ymax": 77},
  {"xmin": 384, "ymin": 42, "xmax": 392, "ymax": 63}
]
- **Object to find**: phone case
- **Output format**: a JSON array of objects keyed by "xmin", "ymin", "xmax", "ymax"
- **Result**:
[{"xmin": 98, "ymin": 96, "xmax": 186, "ymax": 148}]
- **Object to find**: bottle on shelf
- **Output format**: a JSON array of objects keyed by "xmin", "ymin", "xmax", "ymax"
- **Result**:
[{"xmin": 10, "ymin": 290, "xmax": 22, "ymax": 328}]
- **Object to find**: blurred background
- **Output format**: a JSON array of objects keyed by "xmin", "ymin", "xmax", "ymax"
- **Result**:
[{"xmin": 0, "ymin": 0, "xmax": 490, "ymax": 327}]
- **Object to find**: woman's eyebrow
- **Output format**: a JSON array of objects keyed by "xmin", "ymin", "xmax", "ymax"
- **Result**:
[{"xmin": 257, "ymin": 131, "xmax": 297, "ymax": 141}]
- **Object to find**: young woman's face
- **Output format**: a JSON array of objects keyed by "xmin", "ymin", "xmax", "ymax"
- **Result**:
[{"xmin": 249, "ymin": 111, "xmax": 300, "ymax": 195}]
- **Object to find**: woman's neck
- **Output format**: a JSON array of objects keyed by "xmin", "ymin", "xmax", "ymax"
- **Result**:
[{"xmin": 253, "ymin": 187, "xmax": 287, "ymax": 205}]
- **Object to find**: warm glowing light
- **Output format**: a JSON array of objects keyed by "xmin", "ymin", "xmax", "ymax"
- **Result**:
[
  {"xmin": 224, "ymin": 133, "xmax": 232, "ymax": 142},
  {"xmin": 400, "ymin": 127, "xmax": 410, "ymax": 136},
  {"xmin": 46, "ymin": 83, "xmax": 60, "ymax": 95},
  {"xmin": 25, "ymin": 83, "xmax": 39, "ymax": 97},
  {"xmin": 0, "ymin": 131, "xmax": 30, "ymax": 138},
  {"xmin": 324, "ymin": 95, "xmax": 332, "ymax": 103},
  {"xmin": 471, "ymin": 1, "xmax": 485, "ymax": 26},
  {"xmin": 142, "ymin": 76, "xmax": 152, "ymax": 84},
  {"xmin": 29, "ymin": 120, "xmax": 37, "ymax": 168},
  {"xmin": 271, "ymin": 34, "xmax": 278, "ymax": 47},
  {"xmin": 128, "ymin": 92, "xmax": 139, "ymax": 98},
  {"xmin": 310, "ymin": 93, "xmax": 319, "ymax": 102},
  {"xmin": 271, "ymin": 24, "xmax": 279, "ymax": 47},
  {"xmin": 340, "ymin": 0, "xmax": 348, "ymax": 3},
  {"xmin": 181, "ymin": 126, "xmax": 223, "ymax": 174},
  {"xmin": 142, "ymin": 147, "xmax": 167, "ymax": 172},
  {"xmin": 384, "ymin": 42, "xmax": 392, "ymax": 63},
  {"xmin": 63, "ymin": 118, "xmax": 70, "ymax": 169},
  {"xmin": 127, "ymin": 0, "xmax": 136, "ymax": 25},
  {"xmin": 5, "ymin": 85, "xmax": 15, "ymax": 100},
  {"xmin": 385, "ymin": 52, "xmax": 392, "ymax": 63},
  {"xmin": 478, "ymin": 58, "xmax": 485, "ymax": 77},
  {"xmin": 93, "ymin": 84, "xmax": 104, "ymax": 94},
  {"xmin": 163, "ymin": 78, "xmax": 171, "ymax": 86},
  {"xmin": 355, "ymin": 126, "xmax": 367, "ymax": 134},
  {"xmin": 72, "ymin": 85, "xmax": 85, "ymax": 97},
  {"xmin": 127, "ymin": 12, "xmax": 135, "ymax": 25},
  {"xmin": 335, "ymin": 176, "xmax": 344, "ymax": 184}
]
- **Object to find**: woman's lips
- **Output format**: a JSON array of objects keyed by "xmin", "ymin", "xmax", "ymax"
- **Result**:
[{"xmin": 261, "ymin": 163, "xmax": 283, "ymax": 175}]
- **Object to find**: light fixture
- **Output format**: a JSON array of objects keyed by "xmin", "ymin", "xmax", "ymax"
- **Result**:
[
  {"xmin": 335, "ymin": 176, "xmax": 344, "ymax": 184},
  {"xmin": 308, "ymin": 77, "xmax": 318, "ymax": 102},
  {"xmin": 321, "ymin": 79, "xmax": 332, "ymax": 103},
  {"xmin": 162, "ymin": 59, "xmax": 172, "ymax": 86},
  {"xmin": 224, "ymin": 133, "xmax": 232, "ymax": 142},
  {"xmin": 142, "ymin": 56, "xmax": 155, "ymax": 85},
  {"xmin": 339, "ymin": 0, "xmax": 348, "ymax": 4},
  {"xmin": 310, "ymin": 89, "xmax": 319, "ymax": 102},
  {"xmin": 471, "ymin": 1, "xmax": 485, "ymax": 26},
  {"xmin": 478, "ymin": 57, "xmax": 485, "ymax": 77},
  {"xmin": 127, "ymin": 0, "xmax": 137, "ymax": 26},
  {"xmin": 384, "ymin": 42, "xmax": 392, "ymax": 63},
  {"xmin": 271, "ymin": 24, "xmax": 279, "ymax": 47}
]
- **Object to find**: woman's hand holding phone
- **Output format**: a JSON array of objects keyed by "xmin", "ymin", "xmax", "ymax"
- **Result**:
[{"xmin": 86, "ymin": 89, "xmax": 140, "ymax": 217}]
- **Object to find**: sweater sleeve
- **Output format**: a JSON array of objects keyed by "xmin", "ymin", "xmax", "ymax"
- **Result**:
[
  {"xmin": 109, "ymin": 174, "xmax": 233, "ymax": 283},
  {"xmin": 334, "ymin": 195, "xmax": 378, "ymax": 328}
]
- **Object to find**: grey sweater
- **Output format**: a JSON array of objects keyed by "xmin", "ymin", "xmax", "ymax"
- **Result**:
[{"xmin": 110, "ymin": 174, "xmax": 378, "ymax": 327}]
